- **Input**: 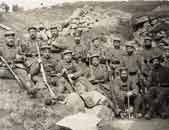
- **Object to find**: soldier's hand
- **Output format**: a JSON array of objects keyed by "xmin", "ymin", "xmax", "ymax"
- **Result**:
[
  {"xmin": 68, "ymin": 74, "xmax": 75, "ymax": 79},
  {"xmin": 55, "ymin": 73, "xmax": 62, "ymax": 77},
  {"xmin": 62, "ymin": 68, "xmax": 67, "ymax": 74},
  {"xmin": 127, "ymin": 91, "xmax": 133, "ymax": 97},
  {"xmin": 38, "ymin": 58, "xmax": 42, "ymax": 63}
]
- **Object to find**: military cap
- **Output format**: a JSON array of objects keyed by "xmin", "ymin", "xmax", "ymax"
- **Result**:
[
  {"xmin": 27, "ymin": 26, "xmax": 37, "ymax": 31},
  {"xmin": 92, "ymin": 36, "xmax": 100, "ymax": 42},
  {"xmin": 119, "ymin": 66, "xmax": 128, "ymax": 71},
  {"xmin": 50, "ymin": 24, "xmax": 58, "ymax": 30},
  {"xmin": 125, "ymin": 40, "xmax": 135, "ymax": 48},
  {"xmin": 40, "ymin": 45, "xmax": 51, "ymax": 50},
  {"xmin": 4, "ymin": 31, "xmax": 15, "ymax": 37},
  {"xmin": 90, "ymin": 53, "xmax": 100, "ymax": 59},
  {"xmin": 63, "ymin": 50, "xmax": 72, "ymax": 55},
  {"xmin": 71, "ymin": 24, "xmax": 78, "ymax": 29},
  {"xmin": 112, "ymin": 36, "xmax": 121, "ymax": 41},
  {"xmin": 144, "ymin": 36, "xmax": 152, "ymax": 40},
  {"xmin": 135, "ymin": 16, "xmax": 149, "ymax": 25},
  {"xmin": 38, "ymin": 23, "xmax": 46, "ymax": 30},
  {"xmin": 150, "ymin": 54, "xmax": 162, "ymax": 62}
]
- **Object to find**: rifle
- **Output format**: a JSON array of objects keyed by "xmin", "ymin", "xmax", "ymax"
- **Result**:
[
  {"xmin": 35, "ymin": 42, "xmax": 56, "ymax": 99},
  {"xmin": 0, "ymin": 56, "xmax": 26, "ymax": 90},
  {"xmin": 127, "ymin": 83, "xmax": 131, "ymax": 119},
  {"xmin": 88, "ymin": 55, "xmax": 95, "ymax": 80},
  {"xmin": 62, "ymin": 70, "xmax": 75, "ymax": 93}
]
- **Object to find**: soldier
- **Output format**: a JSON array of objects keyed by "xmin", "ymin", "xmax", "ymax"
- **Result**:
[
  {"xmin": 122, "ymin": 40, "xmax": 142, "ymax": 90},
  {"xmin": 88, "ymin": 36, "xmax": 106, "ymax": 63},
  {"xmin": 72, "ymin": 31, "xmax": 87, "ymax": 72},
  {"xmin": 141, "ymin": 36, "xmax": 163, "ymax": 88},
  {"xmin": 48, "ymin": 25, "xmax": 68, "ymax": 62},
  {"xmin": 20, "ymin": 26, "xmax": 45, "ymax": 84},
  {"xmin": 106, "ymin": 36, "xmax": 124, "ymax": 78},
  {"xmin": 33, "ymin": 45, "xmax": 57, "ymax": 96},
  {"xmin": 37, "ymin": 23, "xmax": 49, "ymax": 41},
  {"xmin": 0, "ymin": 31, "xmax": 36, "ymax": 96},
  {"xmin": 112, "ymin": 67, "xmax": 142, "ymax": 118},
  {"xmin": 85, "ymin": 53, "xmax": 110, "ymax": 99},
  {"xmin": 55, "ymin": 50, "xmax": 84, "ymax": 94},
  {"xmin": 144, "ymin": 55, "xmax": 169, "ymax": 120}
]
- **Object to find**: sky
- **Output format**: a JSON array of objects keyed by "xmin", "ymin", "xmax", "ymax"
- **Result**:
[{"xmin": 0, "ymin": 0, "xmax": 128, "ymax": 10}]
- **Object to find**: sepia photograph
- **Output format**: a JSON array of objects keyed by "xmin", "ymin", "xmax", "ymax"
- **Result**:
[{"xmin": 0, "ymin": 0, "xmax": 168, "ymax": 130}]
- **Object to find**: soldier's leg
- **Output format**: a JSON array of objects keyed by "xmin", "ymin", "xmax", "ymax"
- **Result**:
[
  {"xmin": 144, "ymin": 87, "xmax": 158, "ymax": 119},
  {"xmin": 57, "ymin": 77, "xmax": 74, "ymax": 93},
  {"xmin": 155, "ymin": 88, "xmax": 169, "ymax": 118},
  {"xmin": 14, "ymin": 68, "xmax": 37, "ymax": 96},
  {"xmin": 134, "ymin": 94, "xmax": 144, "ymax": 118},
  {"xmin": 29, "ymin": 61, "xmax": 40, "ymax": 78}
]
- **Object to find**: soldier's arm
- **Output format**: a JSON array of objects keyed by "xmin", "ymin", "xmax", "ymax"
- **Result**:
[
  {"xmin": 130, "ymin": 80, "xmax": 139, "ymax": 95},
  {"xmin": 72, "ymin": 62, "xmax": 83, "ymax": 78}
]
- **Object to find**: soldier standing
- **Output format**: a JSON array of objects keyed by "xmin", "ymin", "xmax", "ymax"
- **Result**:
[
  {"xmin": 144, "ymin": 55, "xmax": 169, "ymax": 120},
  {"xmin": 48, "ymin": 25, "xmax": 68, "ymax": 62},
  {"xmin": 122, "ymin": 40, "xmax": 142, "ymax": 90},
  {"xmin": 106, "ymin": 36, "xmax": 124, "ymax": 78},
  {"xmin": 0, "ymin": 31, "xmax": 36, "ymax": 96},
  {"xmin": 72, "ymin": 31, "xmax": 87, "ymax": 72},
  {"xmin": 88, "ymin": 36, "xmax": 106, "ymax": 63}
]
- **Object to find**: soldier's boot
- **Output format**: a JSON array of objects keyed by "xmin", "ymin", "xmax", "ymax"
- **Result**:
[
  {"xmin": 25, "ymin": 81, "xmax": 38, "ymax": 98},
  {"xmin": 145, "ymin": 99, "xmax": 159, "ymax": 120},
  {"xmin": 144, "ymin": 110, "xmax": 153, "ymax": 120},
  {"xmin": 134, "ymin": 95, "xmax": 143, "ymax": 118}
]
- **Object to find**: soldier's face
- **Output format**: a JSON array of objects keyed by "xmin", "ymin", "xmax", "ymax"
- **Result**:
[
  {"xmin": 153, "ymin": 59, "xmax": 160, "ymax": 67},
  {"xmin": 126, "ymin": 46, "xmax": 134, "ymax": 54},
  {"xmin": 29, "ymin": 30, "xmax": 37, "ymax": 39},
  {"xmin": 64, "ymin": 53, "xmax": 72, "ymax": 62},
  {"xmin": 120, "ymin": 70, "xmax": 128, "ymax": 79},
  {"xmin": 43, "ymin": 50, "xmax": 50, "ymax": 59},
  {"xmin": 91, "ymin": 57, "xmax": 99, "ymax": 66},
  {"xmin": 51, "ymin": 29, "xmax": 58, "ymax": 37},
  {"xmin": 75, "ymin": 37, "xmax": 80, "ymax": 44},
  {"xmin": 93, "ymin": 39, "xmax": 100, "ymax": 47},
  {"xmin": 6, "ymin": 35, "xmax": 15, "ymax": 46},
  {"xmin": 113, "ymin": 40, "xmax": 120, "ymax": 48}
]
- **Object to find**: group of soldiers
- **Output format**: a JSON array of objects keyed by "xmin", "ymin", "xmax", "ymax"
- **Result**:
[{"xmin": 1, "ymin": 23, "xmax": 169, "ymax": 120}]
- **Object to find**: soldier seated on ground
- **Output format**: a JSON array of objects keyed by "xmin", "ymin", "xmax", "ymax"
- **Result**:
[
  {"xmin": 112, "ymin": 67, "xmax": 143, "ymax": 118},
  {"xmin": 84, "ymin": 53, "xmax": 111, "ymax": 99},
  {"xmin": 55, "ymin": 49, "xmax": 84, "ymax": 95},
  {"xmin": 0, "ymin": 31, "xmax": 36, "ymax": 96},
  {"xmin": 144, "ymin": 54, "xmax": 169, "ymax": 120}
]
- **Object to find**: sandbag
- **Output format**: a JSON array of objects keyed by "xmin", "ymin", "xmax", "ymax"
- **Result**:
[
  {"xmin": 64, "ymin": 93, "xmax": 85, "ymax": 113},
  {"xmin": 81, "ymin": 91, "xmax": 107, "ymax": 108},
  {"xmin": 56, "ymin": 112, "xmax": 101, "ymax": 130}
]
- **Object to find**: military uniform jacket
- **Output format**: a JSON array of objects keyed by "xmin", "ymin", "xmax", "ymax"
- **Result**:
[
  {"xmin": 113, "ymin": 77, "xmax": 138, "ymax": 94},
  {"xmin": 122, "ymin": 52, "xmax": 142, "ymax": 73},
  {"xmin": 147, "ymin": 65, "xmax": 169, "ymax": 88},
  {"xmin": 85, "ymin": 64, "xmax": 109, "ymax": 83},
  {"xmin": 106, "ymin": 47, "xmax": 124, "ymax": 63},
  {"xmin": 72, "ymin": 44, "xmax": 87, "ymax": 60},
  {"xmin": 56, "ymin": 60, "xmax": 82, "ymax": 79}
]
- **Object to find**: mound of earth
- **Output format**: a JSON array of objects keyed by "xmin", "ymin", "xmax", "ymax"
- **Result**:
[{"xmin": 0, "ymin": 79, "xmax": 72, "ymax": 130}]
